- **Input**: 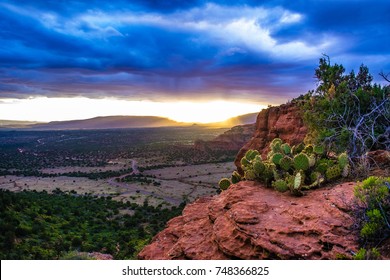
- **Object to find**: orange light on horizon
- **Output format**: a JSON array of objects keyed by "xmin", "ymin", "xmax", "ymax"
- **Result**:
[{"xmin": 0, "ymin": 97, "xmax": 265, "ymax": 124}]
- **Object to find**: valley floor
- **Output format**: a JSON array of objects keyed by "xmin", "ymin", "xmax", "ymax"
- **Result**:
[{"xmin": 0, "ymin": 160, "xmax": 235, "ymax": 207}]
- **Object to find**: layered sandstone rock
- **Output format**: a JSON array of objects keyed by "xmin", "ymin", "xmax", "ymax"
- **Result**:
[
  {"xmin": 138, "ymin": 181, "xmax": 359, "ymax": 260},
  {"xmin": 235, "ymin": 103, "xmax": 307, "ymax": 172}
]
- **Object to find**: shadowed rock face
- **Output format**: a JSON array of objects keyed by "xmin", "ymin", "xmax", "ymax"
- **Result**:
[
  {"xmin": 194, "ymin": 124, "xmax": 256, "ymax": 152},
  {"xmin": 235, "ymin": 103, "xmax": 307, "ymax": 172},
  {"xmin": 138, "ymin": 181, "xmax": 359, "ymax": 260}
]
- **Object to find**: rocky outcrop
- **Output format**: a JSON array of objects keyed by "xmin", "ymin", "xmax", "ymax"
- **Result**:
[
  {"xmin": 138, "ymin": 181, "xmax": 359, "ymax": 260},
  {"xmin": 194, "ymin": 124, "xmax": 255, "ymax": 152},
  {"xmin": 235, "ymin": 103, "xmax": 307, "ymax": 172}
]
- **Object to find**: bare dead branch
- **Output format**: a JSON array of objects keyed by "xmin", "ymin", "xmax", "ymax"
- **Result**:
[{"xmin": 379, "ymin": 71, "xmax": 390, "ymax": 83}]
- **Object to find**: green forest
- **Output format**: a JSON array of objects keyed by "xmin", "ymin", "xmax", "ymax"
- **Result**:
[{"xmin": 0, "ymin": 189, "xmax": 184, "ymax": 259}]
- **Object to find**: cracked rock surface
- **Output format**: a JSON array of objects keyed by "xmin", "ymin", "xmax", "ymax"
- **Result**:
[{"xmin": 138, "ymin": 181, "xmax": 359, "ymax": 260}]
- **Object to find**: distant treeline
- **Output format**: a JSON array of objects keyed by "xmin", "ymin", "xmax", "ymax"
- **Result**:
[{"xmin": 0, "ymin": 168, "xmax": 133, "ymax": 179}]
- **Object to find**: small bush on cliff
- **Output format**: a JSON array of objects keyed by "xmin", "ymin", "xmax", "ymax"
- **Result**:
[
  {"xmin": 219, "ymin": 138, "xmax": 350, "ymax": 196},
  {"xmin": 354, "ymin": 176, "xmax": 390, "ymax": 241},
  {"xmin": 300, "ymin": 55, "xmax": 389, "ymax": 159},
  {"xmin": 353, "ymin": 248, "xmax": 381, "ymax": 260}
]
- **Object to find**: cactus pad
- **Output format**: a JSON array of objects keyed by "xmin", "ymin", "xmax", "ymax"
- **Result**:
[
  {"xmin": 272, "ymin": 179, "xmax": 289, "ymax": 192},
  {"xmin": 219, "ymin": 178, "xmax": 231, "ymax": 190},
  {"xmin": 245, "ymin": 149, "xmax": 259, "ymax": 161},
  {"xmin": 279, "ymin": 156, "xmax": 293, "ymax": 171},
  {"xmin": 292, "ymin": 142, "xmax": 305, "ymax": 154},
  {"xmin": 281, "ymin": 143, "xmax": 291, "ymax": 154},
  {"xmin": 313, "ymin": 145, "xmax": 325, "ymax": 155},
  {"xmin": 240, "ymin": 157, "xmax": 250, "ymax": 168},
  {"xmin": 325, "ymin": 165, "xmax": 341, "ymax": 180},
  {"xmin": 270, "ymin": 138, "xmax": 283, "ymax": 147},
  {"xmin": 338, "ymin": 152, "xmax": 349, "ymax": 169},
  {"xmin": 253, "ymin": 160, "xmax": 265, "ymax": 175},
  {"xmin": 231, "ymin": 171, "xmax": 242, "ymax": 184},
  {"xmin": 271, "ymin": 153, "xmax": 284, "ymax": 165},
  {"xmin": 293, "ymin": 153, "xmax": 310, "ymax": 171},
  {"xmin": 244, "ymin": 170, "xmax": 256, "ymax": 180},
  {"xmin": 309, "ymin": 155, "xmax": 316, "ymax": 167},
  {"xmin": 271, "ymin": 142, "xmax": 282, "ymax": 153},
  {"xmin": 294, "ymin": 172, "xmax": 302, "ymax": 189},
  {"xmin": 304, "ymin": 144, "xmax": 314, "ymax": 154}
]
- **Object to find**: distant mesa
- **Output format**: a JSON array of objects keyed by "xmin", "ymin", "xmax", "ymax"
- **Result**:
[
  {"xmin": 29, "ymin": 116, "xmax": 186, "ymax": 130},
  {"xmin": 0, "ymin": 116, "xmax": 187, "ymax": 130},
  {"xmin": 0, "ymin": 120, "xmax": 43, "ymax": 129},
  {"xmin": 0, "ymin": 113, "xmax": 258, "ymax": 130},
  {"xmin": 208, "ymin": 112, "xmax": 258, "ymax": 127}
]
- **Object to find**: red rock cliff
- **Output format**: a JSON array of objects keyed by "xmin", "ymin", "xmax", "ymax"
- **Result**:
[
  {"xmin": 235, "ymin": 103, "xmax": 307, "ymax": 172},
  {"xmin": 138, "ymin": 181, "xmax": 359, "ymax": 260},
  {"xmin": 194, "ymin": 124, "xmax": 255, "ymax": 152}
]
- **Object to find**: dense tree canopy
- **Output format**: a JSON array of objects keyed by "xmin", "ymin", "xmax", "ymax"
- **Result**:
[
  {"xmin": 301, "ymin": 56, "xmax": 389, "ymax": 158},
  {"xmin": 0, "ymin": 189, "xmax": 185, "ymax": 259}
]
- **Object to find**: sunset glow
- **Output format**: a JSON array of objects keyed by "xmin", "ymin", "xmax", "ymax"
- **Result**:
[{"xmin": 0, "ymin": 97, "xmax": 264, "ymax": 124}]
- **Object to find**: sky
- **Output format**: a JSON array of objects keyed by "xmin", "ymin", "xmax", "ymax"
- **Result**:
[{"xmin": 0, "ymin": 0, "xmax": 389, "ymax": 122}]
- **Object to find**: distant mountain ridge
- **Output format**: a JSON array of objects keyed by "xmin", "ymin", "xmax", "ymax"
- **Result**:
[
  {"xmin": 0, "ymin": 113, "xmax": 258, "ymax": 130},
  {"xmin": 209, "ymin": 112, "xmax": 258, "ymax": 127},
  {"xmin": 0, "ymin": 120, "xmax": 42, "ymax": 128},
  {"xmin": 27, "ymin": 116, "xmax": 185, "ymax": 130}
]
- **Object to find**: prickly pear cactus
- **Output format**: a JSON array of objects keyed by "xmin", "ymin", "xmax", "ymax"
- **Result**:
[
  {"xmin": 326, "ymin": 165, "xmax": 341, "ymax": 180},
  {"xmin": 221, "ymin": 138, "xmax": 350, "ymax": 196},
  {"xmin": 271, "ymin": 142, "xmax": 282, "ymax": 153},
  {"xmin": 293, "ymin": 153, "xmax": 310, "ymax": 171},
  {"xmin": 231, "ymin": 171, "xmax": 241, "ymax": 184},
  {"xmin": 313, "ymin": 145, "xmax": 325, "ymax": 155},
  {"xmin": 253, "ymin": 160, "xmax": 265, "ymax": 175},
  {"xmin": 338, "ymin": 152, "xmax": 349, "ymax": 169},
  {"xmin": 303, "ymin": 144, "xmax": 314, "ymax": 155},
  {"xmin": 294, "ymin": 172, "xmax": 302, "ymax": 189},
  {"xmin": 279, "ymin": 156, "xmax": 293, "ymax": 171},
  {"xmin": 292, "ymin": 142, "xmax": 305, "ymax": 155},
  {"xmin": 270, "ymin": 138, "xmax": 283, "ymax": 147},
  {"xmin": 219, "ymin": 178, "xmax": 231, "ymax": 190},
  {"xmin": 281, "ymin": 143, "xmax": 291, "ymax": 155},
  {"xmin": 240, "ymin": 157, "xmax": 250, "ymax": 169},
  {"xmin": 245, "ymin": 149, "xmax": 259, "ymax": 161},
  {"xmin": 308, "ymin": 155, "xmax": 316, "ymax": 168},
  {"xmin": 271, "ymin": 153, "xmax": 284, "ymax": 165},
  {"xmin": 244, "ymin": 170, "xmax": 256, "ymax": 180},
  {"xmin": 272, "ymin": 179, "xmax": 289, "ymax": 192}
]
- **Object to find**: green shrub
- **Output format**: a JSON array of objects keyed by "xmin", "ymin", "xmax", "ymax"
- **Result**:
[
  {"xmin": 300, "ymin": 56, "xmax": 389, "ymax": 158},
  {"xmin": 360, "ymin": 209, "xmax": 384, "ymax": 238},
  {"xmin": 354, "ymin": 176, "xmax": 390, "ymax": 241},
  {"xmin": 354, "ymin": 248, "xmax": 381, "ymax": 260}
]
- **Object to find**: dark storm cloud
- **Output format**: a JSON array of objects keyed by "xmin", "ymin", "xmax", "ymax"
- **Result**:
[{"xmin": 0, "ymin": 0, "xmax": 389, "ymax": 103}]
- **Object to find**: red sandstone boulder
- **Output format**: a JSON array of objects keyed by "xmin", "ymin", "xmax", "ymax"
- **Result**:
[{"xmin": 138, "ymin": 181, "xmax": 359, "ymax": 260}]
